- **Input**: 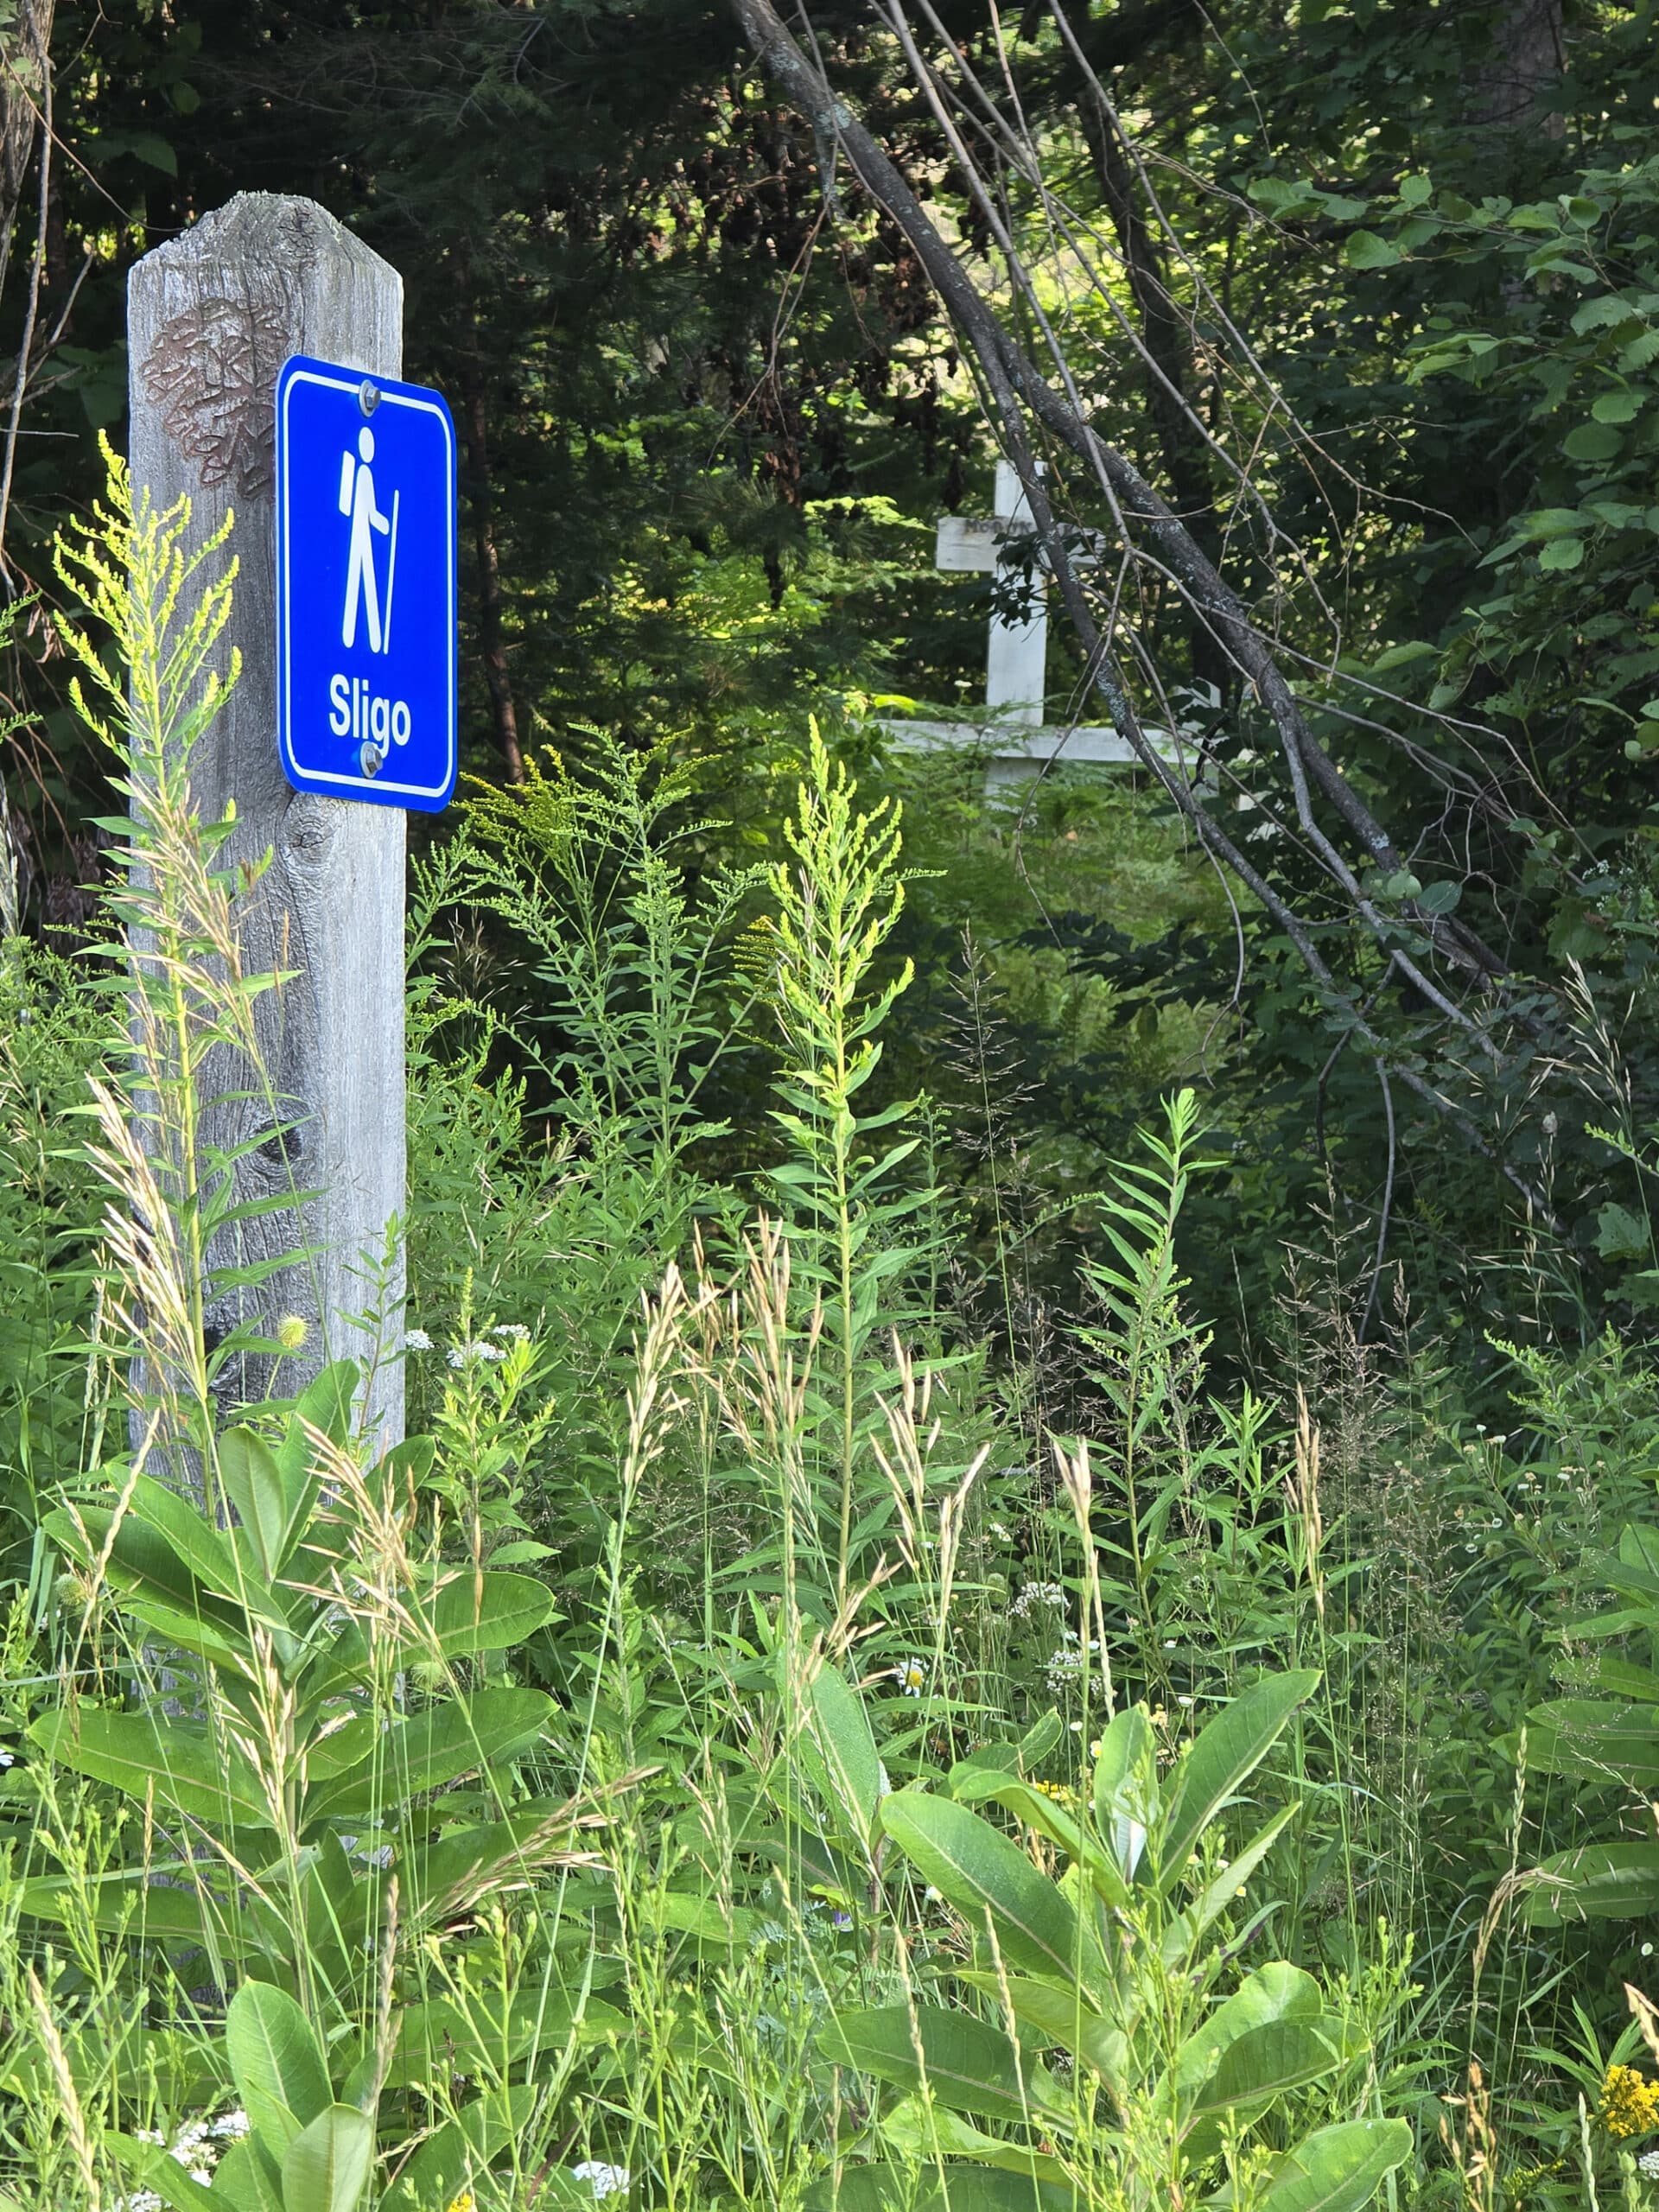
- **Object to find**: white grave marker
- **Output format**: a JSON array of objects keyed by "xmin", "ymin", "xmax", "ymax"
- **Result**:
[{"xmin": 887, "ymin": 460, "xmax": 1203, "ymax": 785}]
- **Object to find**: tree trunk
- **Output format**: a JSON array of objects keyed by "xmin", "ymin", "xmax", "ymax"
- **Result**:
[
  {"xmin": 1471, "ymin": 0, "xmax": 1564, "ymax": 130},
  {"xmin": 0, "ymin": 0, "xmax": 53, "ymax": 304},
  {"xmin": 461, "ymin": 360, "xmax": 524, "ymax": 784},
  {"xmin": 1077, "ymin": 92, "xmax": 1226, "ymax": 692}
]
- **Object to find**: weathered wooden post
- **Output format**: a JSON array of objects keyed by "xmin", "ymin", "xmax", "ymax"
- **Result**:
[{"xmin": 127, "ymin": 194, "xmax": 407, "ymax": 1442}]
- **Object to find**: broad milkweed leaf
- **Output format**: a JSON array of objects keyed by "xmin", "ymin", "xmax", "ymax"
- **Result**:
[
  {"xmin": 954, "ymin": 1970, "xmax": 1102, "ymax": 2063},
  {"xmin": 30, "ymin": 1708, "xmax": 270, "ymax": 1827},
  {"xmin": 1524, "ymin": 1842, "xmax": 1659, "ymax": 1923},
  {"xmin": 819, "ymin": 2004, "xmax": 1065, "ymax": 2124},
  {"xmin": 1526, "ymin": 1699, "xmax": 1659, "ymax": 1786},
  {"xmin": 949, "ymin": 1772, "xmax": 1132, "ymax": 1912},
  {"xmin": 280, "ymin": 2102, "xmax": 374, "ymax": 2212},
  {"xmin": 880, "ymin": 2096, "xmax": 1071, "ymax": 2183},
  {"xmin": 17, "ymin": 1869, "xmax": 267, "ymax": 1954},
  {"xmin": 804, "ymin": 2164, "xmax": 1080, "ymax": 2212},
  {"xmin": 207, "ymin": 2136, "xmax": 287, "ymax": 2211},
  {"xmin": 802, "ymin": 1658, "xmax": 885, "ymax": 1846},
  {"xmin": 1184, "ymin": 2020, "xmax": 1344, "ymax": 2139},
  {"xmin": 218, "ymin": 1427, "xmax": 291, "ymax": 1583},
  {"xmin": 226, "ymin": 1981, "xmax": 331, "ymax": 2144},
  {"xmin": 418, "ymin": 1570, "xmax": 556, "ymax": 1656},
  {"xmin": 1172, "ymin": 1961, "xmax": 1324, "ymax": 2095},
  {"xmin": 1256, "ymin": 2120, "xmax": 1413, "ymax": 2212},
  {"xmin": 879, "ymin": 1790, "xmax": 1083, "ymax": 1980},
  {"xmin": 1157, "ymin": 1672, "xmax": 1319, "ymax": 1891},
  {"xmin": 303, "ymin": 1687, "xmax": 553, "ymax": 1823}
]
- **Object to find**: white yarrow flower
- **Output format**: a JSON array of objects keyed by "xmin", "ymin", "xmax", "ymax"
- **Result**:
[
  {"xmin": 492, "ymin": 1321, "xmax": 531, "ymax": 1341},
  {"xmin": 572, "ymin": 2162, "xmax": 631, "ymax": 2200},
  {"xmin": 404, "ymin": 1327, "xmax": 434, "ymax": 1351},
  {"xmin": 447, "ymin": 1338, "xmax": 507, "ymax": 1369},
  {"xmin": 1641, "ymin": 2150, "xmax": 1659, "ymax": 2178}
]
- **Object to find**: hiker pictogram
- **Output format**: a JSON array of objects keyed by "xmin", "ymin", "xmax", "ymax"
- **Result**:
[{"xmin": 338, "ymin": 425, "xmax": 401, "ymax": 654}]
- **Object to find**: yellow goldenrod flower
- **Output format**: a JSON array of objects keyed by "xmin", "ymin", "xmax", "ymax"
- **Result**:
[
  {"xmin": 1599, "ymin": 2063, "xmax": 1659, "ymax": 2138},
  {"xmin": 445, "ymin": 2193, "xmax": 475, "ymax": 2212}
]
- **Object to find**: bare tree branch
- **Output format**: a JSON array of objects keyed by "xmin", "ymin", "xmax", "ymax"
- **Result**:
[{"xmin": 726, "ymin": 0, "xmax": 1560, "ymax": 1218}]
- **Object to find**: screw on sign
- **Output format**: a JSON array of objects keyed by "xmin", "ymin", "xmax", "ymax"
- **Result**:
[{"xmin": 276, "ymin": 353, "xmax": 458, "ymax": 809}]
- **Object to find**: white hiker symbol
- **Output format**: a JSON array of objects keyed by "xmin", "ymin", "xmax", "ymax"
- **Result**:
[{"xmin": 338, "ymin": 425, "xmax": 401, "ymax": 653}]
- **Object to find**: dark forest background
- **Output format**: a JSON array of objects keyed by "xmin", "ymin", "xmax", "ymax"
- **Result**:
[{"xmin": 4, "ymin": 0, "xmax": 1659, "ymax": 1389}]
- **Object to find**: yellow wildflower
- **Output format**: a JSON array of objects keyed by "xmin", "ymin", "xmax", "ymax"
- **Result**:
[
  {"xmin": 275, "ymin": 1314, "xmax": 308, "ymax": 1352},
  {"xmin": 1599, "ymin": 2063, "xmax": 1659, "ymax": 2139},
  {"xmin": 446, "ymin": 2194, "xmax": 476, "ymax": 2212}
]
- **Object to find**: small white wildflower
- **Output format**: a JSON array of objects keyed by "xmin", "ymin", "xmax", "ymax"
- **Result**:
[
  {"xmin": 0, "ymin": 1747, "xmax": 13, "ymax": 1769},
  {"xmin": 211, "ymin": 2111, "xmax": 251, "ymax": 2139},
  {"xmin": 492, "ymin": 1322, "xmax": 531, "ymax": 1341},
  {"xmin": 1178, "ymin": 1694, "xmax": 1193, "ymax": 1708},
  {"xmin": 893, "ymin": 1660, "xmax": 925, "ymax": 1698},
  {"xmin": 135, "ymin": 2129, "xmax": 167, "ymax": 2146},
  {"xmin": 1164, "ymin": 1639, "xmax": 1177, "ymax": 1649},
  {"xmin": 1010, "ymin": 1580, "xmax": 1066, "ymax": 1621},
  {"xmin": 1642, "ymin": 2150, "xmax": 1659, "ymax": 2179},
  {"xmin": 1644, "ymin": 1942, "xmax": 1655, "ymax": 1958},
  {"xmin": 447, "ymin": 1338, "xmax": 506, "ymax": 1370},
  {"xmin": 571, "ymin": 2161, "xmax": 631, "ymax": 2200},
  {"xmin": 404, "ymin": 1327, "xmax": 434, "ymax": 1351}
]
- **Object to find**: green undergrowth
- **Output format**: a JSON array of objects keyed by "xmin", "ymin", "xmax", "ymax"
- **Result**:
[{"xmin": 0, "ymin": 448, "xmax": 1658, "ymax": 2212}]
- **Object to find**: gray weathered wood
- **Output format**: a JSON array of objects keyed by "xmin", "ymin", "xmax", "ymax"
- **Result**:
[{"xmin": 128, "ymin": 193, "xmax": 405, "ymax": 1443}]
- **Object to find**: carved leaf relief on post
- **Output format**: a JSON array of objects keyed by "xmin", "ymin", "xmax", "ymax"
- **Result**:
[{"xmin": 140, "ymin": 291, "xmax": 292, "ymax": 499}]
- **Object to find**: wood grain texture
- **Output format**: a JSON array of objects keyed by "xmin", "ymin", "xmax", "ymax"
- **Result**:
[{"xmin": 128, "ymin": 194, "xmax": 406, "ymax": 1443}]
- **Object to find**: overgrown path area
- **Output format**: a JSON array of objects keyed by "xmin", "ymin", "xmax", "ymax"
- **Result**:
[{"xmin": 3, "ymin": 3, "xmax": 1659, "ymax": 2209}]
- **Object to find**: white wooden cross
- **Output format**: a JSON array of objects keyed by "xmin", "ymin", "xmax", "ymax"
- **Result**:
[{"xmin": 884, "ymin": 460, "xmax": 1198, "ymax": 785}]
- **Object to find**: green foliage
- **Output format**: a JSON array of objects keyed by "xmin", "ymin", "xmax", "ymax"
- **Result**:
[
  {"xmin": 0, "ymin": 938, "xmax": 105, "ymax": 1581},
  {"xmin": 756, "ymin": 724, "xmax": 938, "ymax": 1607},
  {"xmin": 816, "ymin": 1673, "xmax": 1411, "ymax": 2212},
  {"xmin": 1524, "ymin": 1522, "xmax": 1659, "ymax": 1925}
]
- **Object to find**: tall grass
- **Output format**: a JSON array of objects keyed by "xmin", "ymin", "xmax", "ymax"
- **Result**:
[{"xmin": 0, "ymin": 455, "xmax": 1656, "ymax": 2212}]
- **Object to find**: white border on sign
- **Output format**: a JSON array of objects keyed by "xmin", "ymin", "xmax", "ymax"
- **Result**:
[{"xmin": 277, "ymin": 364, "xmax": 457, "ymax": 803}]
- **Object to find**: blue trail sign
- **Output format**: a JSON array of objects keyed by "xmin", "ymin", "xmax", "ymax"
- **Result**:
[{"xmin": 275, "ymin": 354, "xmax": 458, "ymax": 811}]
